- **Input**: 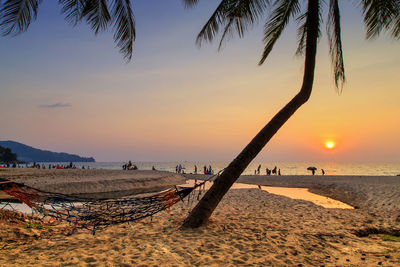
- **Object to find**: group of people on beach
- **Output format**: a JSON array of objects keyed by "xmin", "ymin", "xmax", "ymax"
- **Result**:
[
  {"xmin": 122, "ymin": 160, "xmax": 138, "ymax": 170},
  {"xmin": 31, "ymin": 162, "xmax": 80, "ymax": 169},
  {"xmin": 30, "ymin": 162, "xmax": 90, "ymax": 170},
  {"xmin": 0, "ymin": 162, "xmax": 17, "ymax": 168},
  {"xmin": 255, "ymin": 165, "xmax": 281, "ymax": 176},
  {"xmin": 203, "ymin": 165, "xmax": 213, "ymax": 175},
  {"xmin": 0, "ymin": 162, "xmax": 90, "ymax": 169},
  {"xmin": 310, "ymin": 168, "xmax": 325, "ymax": 175},
  {"xmin": 119, "ymin": 162, "xmax": 329, "ymax": 176},
  {"xmin": 175, "ymin": 164, "xmax": 214, "ymax": 175},
  {"xmin": 175, "ymin": 164, "xmax": 184, "ymax": 173}
]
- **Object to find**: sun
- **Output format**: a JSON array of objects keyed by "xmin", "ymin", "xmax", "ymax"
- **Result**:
[{"xmin": 325, "ymin": 141, "xmax": 335, "ymax": 149}]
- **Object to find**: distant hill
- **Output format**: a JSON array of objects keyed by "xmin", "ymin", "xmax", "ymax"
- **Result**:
[{"xmin": 0, "ymin": 141, "xmax": 95, "ymax": 163}]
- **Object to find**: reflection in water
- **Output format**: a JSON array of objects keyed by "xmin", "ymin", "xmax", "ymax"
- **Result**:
[{"xmin": 182, "ymin": 180, "xmax": 353, "ymax": 209}]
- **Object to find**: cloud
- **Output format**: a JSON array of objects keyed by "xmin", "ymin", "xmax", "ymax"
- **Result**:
[{"xmin": 38, "ymin": 102, "xmax": 72, "ymax": 108}]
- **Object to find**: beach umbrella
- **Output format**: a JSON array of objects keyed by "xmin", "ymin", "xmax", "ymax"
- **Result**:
[{"xmin": 307, "ymin": 166, "xmax": 317, "ymax": 171}]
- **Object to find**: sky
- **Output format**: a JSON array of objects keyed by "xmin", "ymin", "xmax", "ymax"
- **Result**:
[{"xmin": 0, "ymin": 1, "xmax": 399, "ymax": 163}]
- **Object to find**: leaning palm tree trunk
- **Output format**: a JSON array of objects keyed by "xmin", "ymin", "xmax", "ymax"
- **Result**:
[{"xmin": 182, "ymin": 0, "xmax": 320, "ymax": 228}]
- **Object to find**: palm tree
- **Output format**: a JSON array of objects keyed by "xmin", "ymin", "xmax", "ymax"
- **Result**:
[
  {"xmin": 0, "ymin": 0, "xmax": 135, "ymax": 61},
  {"xmin": 181, "ymin": 0, "xmax": 400, "ymax": 228}
]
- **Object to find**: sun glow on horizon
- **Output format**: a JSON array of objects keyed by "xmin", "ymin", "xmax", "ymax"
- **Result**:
[{"xmin": 325, "ymin": 141, "xmax": 336, "ymax": 149}]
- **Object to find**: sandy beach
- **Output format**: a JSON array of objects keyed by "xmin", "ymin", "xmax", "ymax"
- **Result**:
[
  {"xmin": 0, "ymin": 169, "xmax": 186, "ymax": 199},
  {"xmin": 1, "ymin": 170, "xmax": 400, "ymax": 266}
]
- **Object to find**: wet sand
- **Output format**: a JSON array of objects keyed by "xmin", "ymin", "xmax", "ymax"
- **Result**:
[{"xmin": 1, "ymin": 170, "xmax": 400, "ymax": 266}]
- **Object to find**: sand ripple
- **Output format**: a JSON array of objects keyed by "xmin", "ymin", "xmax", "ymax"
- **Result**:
[{"xmin": 1, "ymin": 189, "xmax": 400, "ymax": 266}]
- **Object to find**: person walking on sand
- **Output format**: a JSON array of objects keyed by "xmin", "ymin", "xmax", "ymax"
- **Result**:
[
  {"xmin": 272, "ymin": 166, "xmax": 277, "ymax": 175},
  {"xmin": 194, "ymin": 165, "xmax": 198, "ymax": 174},
  {"xmin": 321, "ymin": 169, "xmax": 325, "ymax": 175},
  {"xmin": 257, "ymin": 164, "xmax": 261, "ymax": 175},
  {"xmin": 178, "ymin": 164, "xmax": 182, "ymax": 173}
]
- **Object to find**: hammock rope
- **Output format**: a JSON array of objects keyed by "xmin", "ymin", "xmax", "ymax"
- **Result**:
[{"xmin": 0, "ymin": 172, "xmax": 219, "ymax": 234}]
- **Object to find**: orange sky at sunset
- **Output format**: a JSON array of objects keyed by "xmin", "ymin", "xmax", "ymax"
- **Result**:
[{"xmin": 0, "ymin": 1, "xmax": 399, "ymax": 162}]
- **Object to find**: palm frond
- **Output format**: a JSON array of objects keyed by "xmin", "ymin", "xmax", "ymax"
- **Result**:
[
  {"xmin": 295, "ymin": 12, "xmax": 307, "ymax": 55},
  {"xmin": 361, "ymin": 0, "xmax": 400, "ymax": 39},
  {"xmin": 59, "ymin": 0, "xmax": 85, "ymax": 25},
  {"xmin": 394, "ymin": 10, "xmax": 400, "ymax": 38},
  {"xmin": 218, "ymin": 17, "xmax": 235, "ymax": 49},
  {"xmin": 327, "ymin": 0, "xmax": 345, "ymax": 90},
  {"xmin": 259, "ymin": 0, "xmax": 300, "ymax": 65},
  {"xmin": 182, "ymin": 0, "xmax": 199, "ymax": 9},
  {"xmin": 195, "ymin": 0, "xmax": 231, "ymax": 46},
  {"xmin": 196, "ymin": 0, "xmax": 269, "ymax": 47},
  {"xmin": 81, "ymin": 0, "xmax": 111, "ymax": 34},
  {"xmin": 0, "ymin": 0, "xmax": 41, "ymax": 35},
  {"xmin": 295, "ymin": 2, "xmax": 322, "ymax": 57},
  {"xmin": 217, "ymin": 0, "xmax": 270, "ymax": 50},
  {"xmin": 111, "ymin": 0, "xmax": 135, "ymax": 61}
]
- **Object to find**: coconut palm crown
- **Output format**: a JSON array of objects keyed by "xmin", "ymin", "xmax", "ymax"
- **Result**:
[
  {"xmin": 0, "ymin": 0, "xmax": 136, "ymax": 61},
  {"xmin": 185, "ymin": 0, "xmax": 400, "ymax": 89}
]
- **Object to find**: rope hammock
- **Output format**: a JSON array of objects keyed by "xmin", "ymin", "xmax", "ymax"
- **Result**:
[{"xmin": 0, "ymin": 175, "xmax": 213, "ymax": 234}]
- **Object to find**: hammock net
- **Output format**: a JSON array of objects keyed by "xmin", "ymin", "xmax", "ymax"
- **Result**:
[{"xmin": 0, "ymin": 178, "xmax": 207, "ymax": 234}]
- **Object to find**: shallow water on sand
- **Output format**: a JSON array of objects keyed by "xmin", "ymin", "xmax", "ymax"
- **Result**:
[{"xmin": 182, "ymin": 180, "xmax": 353, "ymax": 209}]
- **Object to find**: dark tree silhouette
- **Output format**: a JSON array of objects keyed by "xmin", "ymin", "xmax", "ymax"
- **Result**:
[{"xmin": 0, "ymin": 146, "xmax": 18, "ymax": 163}]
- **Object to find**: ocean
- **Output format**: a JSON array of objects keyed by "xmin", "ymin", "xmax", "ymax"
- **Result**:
[{"xmin": 32, "ymin": 161, "xmax": 400, "ymax": 176}]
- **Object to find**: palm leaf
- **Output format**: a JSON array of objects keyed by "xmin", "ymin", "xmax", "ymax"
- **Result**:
[
  {"xmin": 295, "ymin": 11, "xmax": 307, "ymax": 56},
  {"xmin": 295, "ymin": 2, "xmax": 322, "ymax": 57},
  {"xmin": 217, "ymin": 0, "xmax": 269, "ymax": 50},
  {"xmin": 182, "ymin": 0, "xmax": 199, "ymax": 8},
  {"xmin": 195, "ymin": 0, "xmax": 234, "ymax": 46},
  {"xmin": 111, "ymin": 0, "xmax": 135, "ymax": 61},
  {"xmin": 327, "ymin": 0, "xmax": 345, "ymax": 90},
  {"xmin": 81, "ymin": 0, "xmax": 111, "ymax": 34},
  {"xmin": 196, "ymin": 0, "xmax": 269, "ymax": 47},
  {"xmin": 59, "ymin": 0, "xmax": 85, "ymax": 25},
  {"xmin": 259, "ymin": 0, "xmax": 300, "ymax": 65},
  {"xmin": 361, "ymin": 0, "xmax": 400, "ymax": 39},
  {"xmin": 0, "ymin": 0, "xmax": 41, "ymax": 35}
]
